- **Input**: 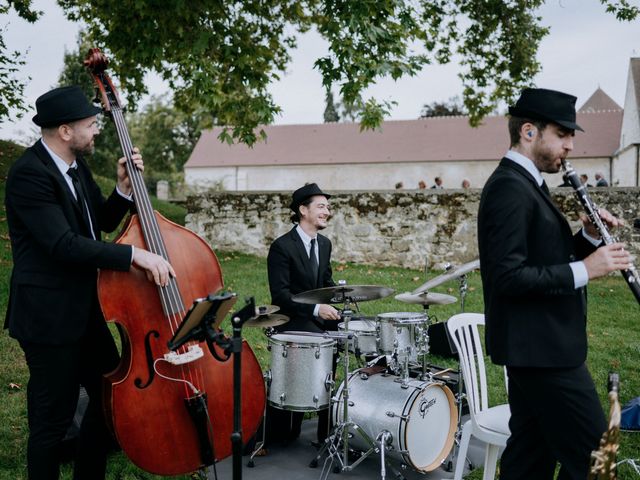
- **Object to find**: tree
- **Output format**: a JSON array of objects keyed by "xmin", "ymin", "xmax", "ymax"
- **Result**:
[
  {"xmin": 56, "ymin": 32, "xmax": 208, "ymax": 185},
  {"xmin": 420, "ymin": 96, "xmax": 466, "ymax": 118},
  {"xmin": 323, "ymin": 89, "xmax": 339, "ymax": 122},
  {"xmin": 0, "ymin": 1, "xmax": 41, "ymax": 123}
]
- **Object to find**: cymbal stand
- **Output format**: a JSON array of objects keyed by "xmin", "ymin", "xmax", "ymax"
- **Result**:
[
  {"xmin": 310, "ymin": 299, "xmax": 377, "ymax": 478},
  {"xmin": 418, "ymin": 304, "xmax": 435, "ymax": 381},
  {"xmin": 458, "ymin": 273, "xmax": 469, "ymax": 313}
]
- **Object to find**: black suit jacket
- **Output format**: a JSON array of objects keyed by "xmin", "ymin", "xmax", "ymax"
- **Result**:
[
  {"xmin": 267, "ymin": 227, "xmax": 335, "ymax": 332},
  {"xmin": 477, "ymin": 158, "xmax": 598, "ymax": 368},
  {"xmin": 4, "ymin": 140, "xmax": 133, "ymax": 344}
]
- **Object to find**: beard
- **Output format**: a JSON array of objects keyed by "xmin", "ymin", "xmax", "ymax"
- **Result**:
[
  {"xmin": 532, "ymin": 141, "xmax": 563, "ymax": 174},
  {"xmin": 70, "ymin": 138, "xmax": 95, "ymax": 158}
]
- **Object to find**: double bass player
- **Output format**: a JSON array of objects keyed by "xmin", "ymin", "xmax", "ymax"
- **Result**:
[{"xmin": 4, "ymin": 86, "xmax": 174, "ymax": 479}]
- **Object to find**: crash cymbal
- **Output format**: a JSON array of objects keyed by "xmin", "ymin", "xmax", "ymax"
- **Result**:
[
  {"xmin": 413, "ymin": 259, "xmax": 480, "ymax": 294},
  {"xmin": 395, "ymin": 291, "xmax": 458, "ymax": 306},
  {"xmin": 244, "ymin": 313, "xmax": 290, "ymax": 328},
  {"xmin": 292, "ymin": 285, "xmax": 395, "ymax": 305}
]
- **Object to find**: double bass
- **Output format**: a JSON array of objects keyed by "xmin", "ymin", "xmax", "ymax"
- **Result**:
[{"xmin": 85, "ymin": 48, "xmax": 265, "ymax": 476}]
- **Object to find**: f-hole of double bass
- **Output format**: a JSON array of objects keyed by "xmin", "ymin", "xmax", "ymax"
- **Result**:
[{"xmin": 134, "ymin": 329, "xmax": 160, "ymax": 389}]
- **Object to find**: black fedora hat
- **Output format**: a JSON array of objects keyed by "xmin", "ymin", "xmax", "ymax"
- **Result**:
[
  {"xmin": 508, "ymin": 88, "xmax": 583, "ymax": 132},
  {"xmin": 290, "ymin": 183, "xmax": 331, "ymax": 211},
  {"xmin": 32, "ymin": 86, "xmax": 102, "ymax": 127}
]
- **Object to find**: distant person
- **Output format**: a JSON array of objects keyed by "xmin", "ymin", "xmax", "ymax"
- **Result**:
[
  {"xmin": 431, "ymin": 176, "xmax": 443, "ymax": 189},
  {"xmin": 418, "ymin": 180, "xmax": 427, "ymax": 189},
  {"xmin": 595, "ymin": 172, "xmax": 609, "ymax": 187},
  {"xmin": 579, "ymin": 173, "xmax": 593, "ymax": 187},
  {"xmin": 395, "ymin": 181, "xmax": 403, "ymax": 189},
  {"xmin": 461, "ymin": 179, "xmax": 471, "ymax": 189}
]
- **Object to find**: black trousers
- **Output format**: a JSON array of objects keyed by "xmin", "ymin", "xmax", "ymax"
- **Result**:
[
  {"xmin": 20, "ymin": 317, "xmax": 119, "ymax": 480},
  {"xmin": 500, "ymin": 364, "xmax": 606, "ymax": 480}
]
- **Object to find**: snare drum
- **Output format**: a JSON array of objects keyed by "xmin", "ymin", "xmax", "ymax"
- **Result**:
[
  {"xmin": 333, "ymin": 370, "xmax": 457, "ymax": 472},
  {"xmin": 377, "ymin": 312, "xmax": 427, "ymax": 363},
  {"xmin": 337, "ymin": 319, "xmax": 378, "ymax": 356},
  {"xmin": 266, "ymin": 334, "xmax": 335, "ymax": 411}
]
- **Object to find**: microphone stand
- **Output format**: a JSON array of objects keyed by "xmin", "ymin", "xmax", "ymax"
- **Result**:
[{"xmin": 226, "ymin": 299, "xmax": 256, "ymax": 480}]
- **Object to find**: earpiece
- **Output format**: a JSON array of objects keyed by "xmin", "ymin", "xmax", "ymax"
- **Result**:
[{"xmin": 527, "ymin": 131, "xmax": 534, "ymax": 138}]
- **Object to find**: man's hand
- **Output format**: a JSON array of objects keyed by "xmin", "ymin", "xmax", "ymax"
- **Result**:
[
  {"xmin": 132, "ymin": 248, "xmax": 176, "ymax": 286},
  {"xmin": 117, "ymin": 147, "xmax": 144, "ymax": 195},
  {"xmin": 318, "ymin": 304, "xmax": 341, "ymax": 321},
  {"xmin": 583, "ymin": 242, "xmax": 632, "ymax": 280},
  {"xmin": 581, "ymin": 208, "xmax": 624, "ymax": 240}
]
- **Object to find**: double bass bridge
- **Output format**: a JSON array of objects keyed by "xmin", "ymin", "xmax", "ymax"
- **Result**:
[{"xmin": 164, "ymin": 344, "xmax": 205, "ymax": 365}]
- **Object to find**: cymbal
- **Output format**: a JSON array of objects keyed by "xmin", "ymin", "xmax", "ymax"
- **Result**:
[
  {"xmin": 253, "ymin": 305, "xmax": 279, "ymax": 317},
  {"xmin": 244, "ymin": 313, "xmax": 289, "ymax": 328},
  {"xmin": 395, "ymin": 291, "xmax": 458, "ymax": 306},
  {"xmin": 292, "ymin": 285, "xmax": 395, "ymax": 305},
  {"xmin": 413, "ymin": 259, "xmax": 480, "ymax": 294}
]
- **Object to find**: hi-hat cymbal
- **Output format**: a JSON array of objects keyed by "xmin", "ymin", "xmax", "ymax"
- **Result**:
[
  {"xmin": 395, "ymin": 291, "xmax": 458, "ymax": 306},
  {"xmin": 253, "ymin": 305, "xmax": 279, "ymax": 317},
  {"xmin": 292, "ymin": 285, "xmax": 395, "ymax": 305},
  {"xmin": 413, "ymin": 259, "xmax": 480, "ymax": 294},
  {"xmin": 244, "ymin": 313, "xmax": 289, "ymax": 328}
]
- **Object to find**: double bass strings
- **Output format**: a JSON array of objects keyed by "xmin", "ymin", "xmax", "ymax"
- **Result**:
[{"xmin": 106, "ymin": 86, "xmax": 206, "ymax": 395}]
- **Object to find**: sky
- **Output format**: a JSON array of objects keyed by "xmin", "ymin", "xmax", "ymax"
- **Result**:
[{"xmin": 0, "ymin": 0, "xmax": 639, "ymax": 142}]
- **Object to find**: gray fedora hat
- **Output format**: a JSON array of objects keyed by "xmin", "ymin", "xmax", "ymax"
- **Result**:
[{"xmin": 32, "ymin": 86, "xmax": 102, "ymax": 127}]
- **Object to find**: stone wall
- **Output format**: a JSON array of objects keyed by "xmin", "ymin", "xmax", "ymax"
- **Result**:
[{"xmin": 186, "ymin": 188, "xmax": 640, "ymax": 270}]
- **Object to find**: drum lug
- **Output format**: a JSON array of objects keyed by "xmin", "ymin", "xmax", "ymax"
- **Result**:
[
  {"xmin": 385, "ymin": 410, "xmax": 409, "ymax": 421},
  {"xmin": 264, "ymin": 370, "xmax": 272, "ymax": 387},
  {"xmin": 282, "ymin": 345, "xmax": 288, "ymax": 358},
  {"xmin": 315, "ymin": 346, "xmax": 321, "ymax": 359},
  {"xmin": 325, "ymin": 373, "xmax": 334, "ymax": 392},
  {"xmin": 279, "ymin": 392, "xmax": 286, "ymax": 405},
  {"xmin": 313, "ymin": 395, "xmax": 319, "ymax": 406}
]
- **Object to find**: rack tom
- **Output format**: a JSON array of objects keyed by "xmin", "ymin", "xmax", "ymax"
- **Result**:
[
  {"xmin": 377, "ymin": 312, "xmax": 428, "ymax": 363},
  {"xmin": 337, "ymin": 318, "xmax": 378, "ymax": 356}
]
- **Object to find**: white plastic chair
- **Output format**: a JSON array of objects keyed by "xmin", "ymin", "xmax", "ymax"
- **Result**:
[{"xmin": 447, "ymin": 313, "xmax": 511, "ymax": 480}]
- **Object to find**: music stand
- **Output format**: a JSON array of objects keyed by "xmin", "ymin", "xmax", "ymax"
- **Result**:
[{"xmin": 167, "ymin": 292, "xmax": 237, "ymax": 352}]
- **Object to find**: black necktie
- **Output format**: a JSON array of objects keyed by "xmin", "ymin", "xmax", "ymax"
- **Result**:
[
  {"xmin": 67, "ymin": 167, "xmax": 93, "ymax": 237},
  {"xmin": 309, "ymin": 238, "xmax": 319, "ymax": 284},
  {"xmin": 541, "ymin": 180, "xmax": 550, "ymax": 197}
]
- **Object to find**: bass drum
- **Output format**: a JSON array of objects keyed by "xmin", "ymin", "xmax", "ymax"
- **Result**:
[{"xmin": 333, "ymin": 370, "xmax": 457, "ymax": 472}]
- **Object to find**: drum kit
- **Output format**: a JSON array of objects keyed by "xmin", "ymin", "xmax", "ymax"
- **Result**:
[{"xmin": 246, "ymin": 260, "xmax": 480, "ymax": 480}]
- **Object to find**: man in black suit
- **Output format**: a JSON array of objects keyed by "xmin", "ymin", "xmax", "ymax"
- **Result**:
[
  {"xmin": 477, "ymin": 88, "xmax": 631, "ymax": 480},
  {"xmin": 266, "ymin": 183, "xmax": 340, "ymax": 443},
  {"xmin": 5, "ymin": 86, "xmax": 174, "ymax": 480}
]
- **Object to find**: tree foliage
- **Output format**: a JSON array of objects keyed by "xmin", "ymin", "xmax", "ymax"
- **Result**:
[
  {"xmin": 0, "ymin": 0, "xmax": 41, "ymax": 123},
  {"xmin": 1, "ymin": 1, "xmax": 638, "ymax": 137},
  {"xmin": 323, "ymin": 89, "xmax": 339, "ymax": 122},
  {"xmin": 420, "ymin": 96, "xmax": 466, "ymax": 117},
  {"xmin": 57, "ymin": 32, "xmax": 206, "ymax": 187}
]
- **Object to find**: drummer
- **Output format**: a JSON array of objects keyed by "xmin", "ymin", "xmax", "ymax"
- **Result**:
[{"xmin": 267, "ymin": 183, "xmax": 341, "ymax": 444}]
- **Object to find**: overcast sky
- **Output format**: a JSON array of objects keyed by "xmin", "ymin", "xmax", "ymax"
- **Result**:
[{"xmin": 1, "ymin": 0, "xmax": 638, "ymax": 142}]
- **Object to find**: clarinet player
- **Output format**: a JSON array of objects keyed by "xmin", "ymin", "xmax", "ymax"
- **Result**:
[{"xmin": 477, "ymin": 88, "xmax": 632, "ymax": 480}]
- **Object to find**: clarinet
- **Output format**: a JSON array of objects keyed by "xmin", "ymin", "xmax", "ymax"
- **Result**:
[{"xmin": 561, "ymin": 159, "xmax": 640, "ymax": 304}]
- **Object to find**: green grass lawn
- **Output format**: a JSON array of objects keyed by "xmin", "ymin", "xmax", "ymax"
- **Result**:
[{"xmin": 0, "ymin": 140, "xmax": 638, "ymax": 479}]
